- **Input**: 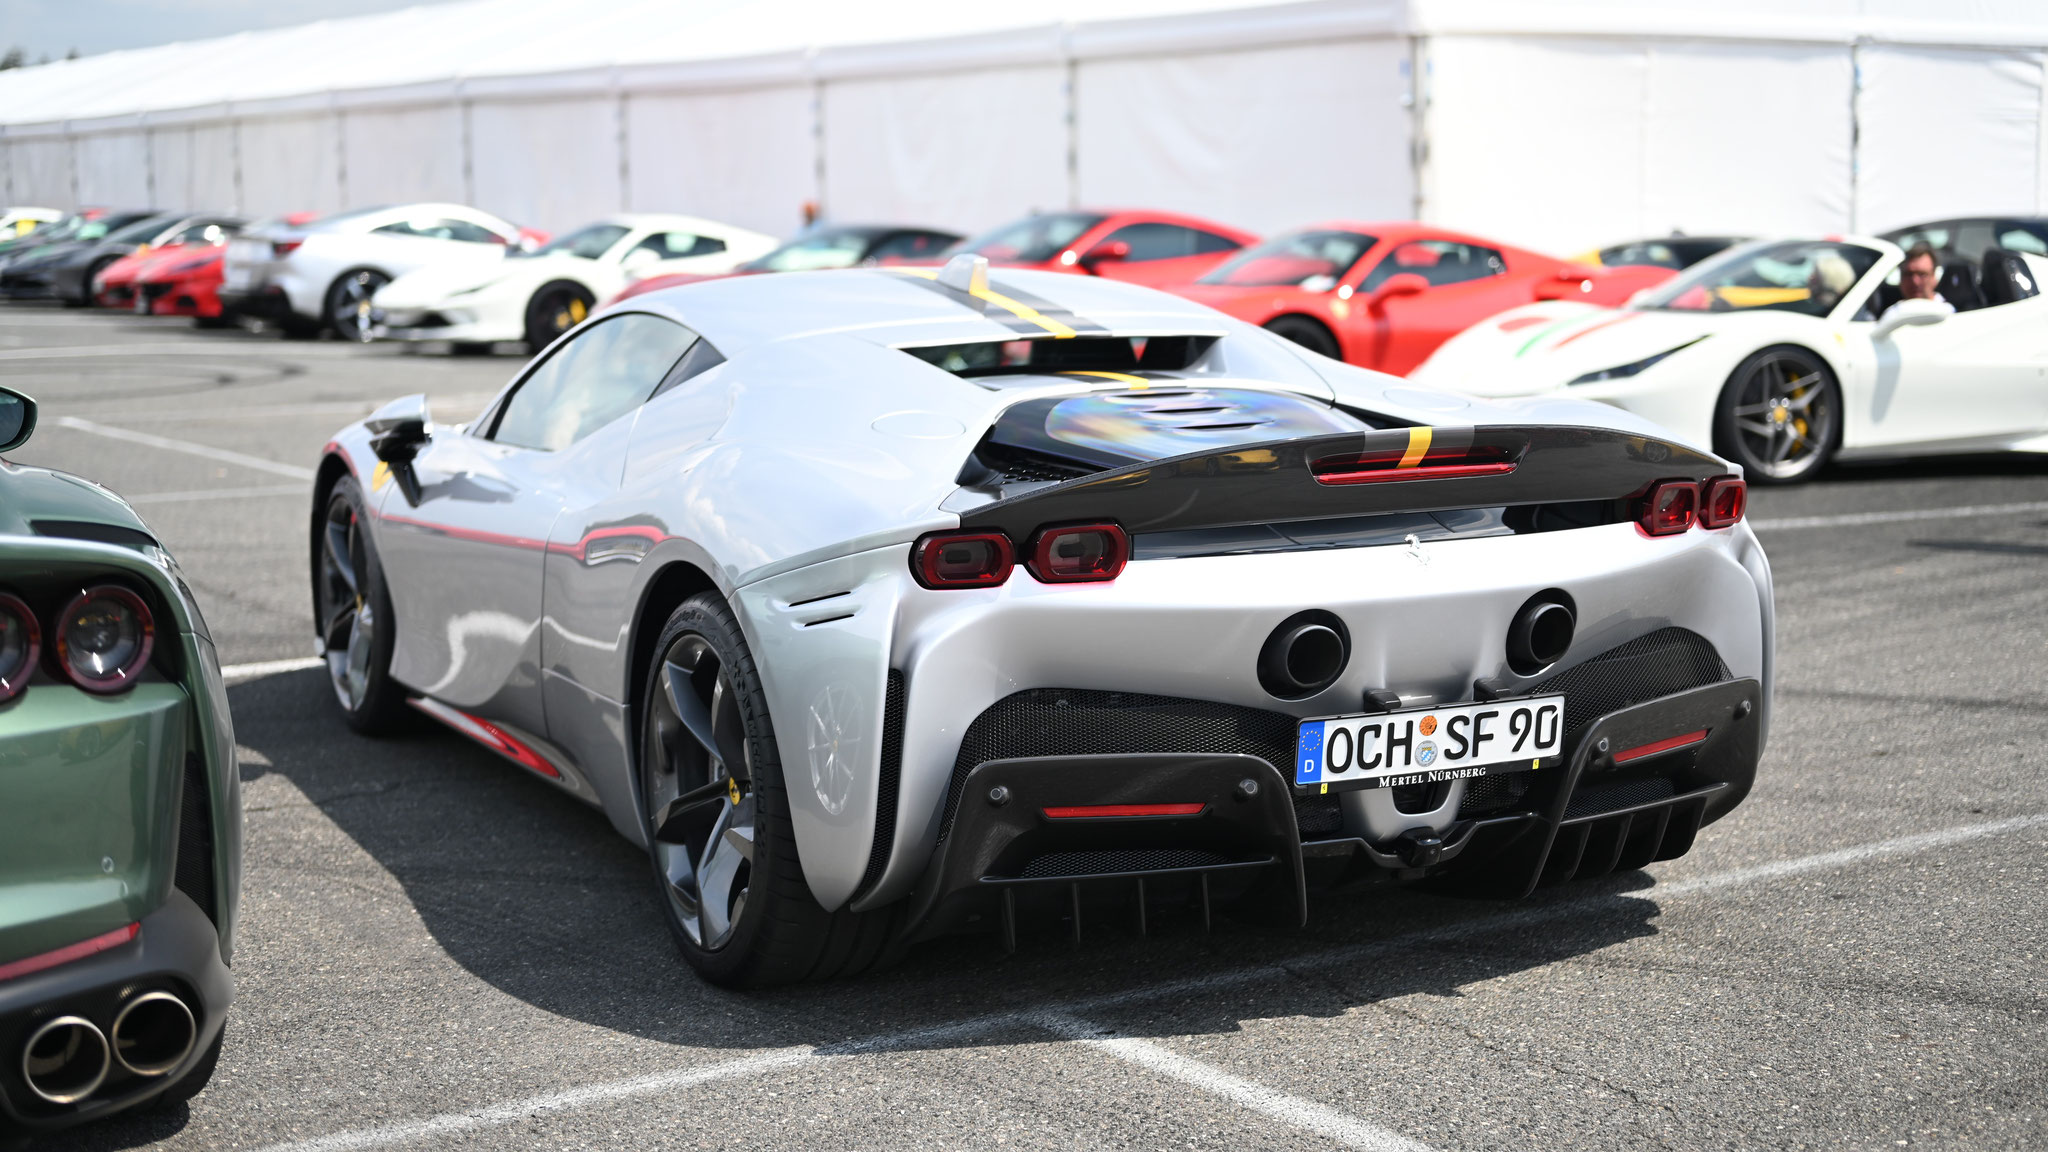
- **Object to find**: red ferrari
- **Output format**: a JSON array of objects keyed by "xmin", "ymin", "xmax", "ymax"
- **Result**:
[
  {"xmin": 943, "ymin": 209, "xmax": 1257, "ymax": 287},
  {"xmin": 1171, "ymin": 222, "xmax": 1676, "ymax": 376},
  {"xmin": 137, "ymin": 246, "xmax": 233, "ymax": 324}
]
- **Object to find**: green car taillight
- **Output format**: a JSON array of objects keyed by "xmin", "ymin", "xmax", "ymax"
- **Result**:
[
  {"xmin": 55, "ymin": 584, "xmax": 154, "ymax": 695},
  {"xmin": 0, "ymin": 591, "xmax": 38, "ymax": 702}
]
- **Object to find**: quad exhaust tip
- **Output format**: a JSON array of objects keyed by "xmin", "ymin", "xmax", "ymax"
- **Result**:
[
  {"xmin": 1259, "ymin": 610, "xmax": 1350, "ymax": 699},
  {"xmin": 21, "ymin": 1016, "xmax": 110, "ymax": 1105},
  {"xmin": 1507, "ymin": 590, "xmax": 1576, "ymax": 676},
  {"xmin": 112, "ymin": 990, "xmax": 196, "ymax": 1078}
]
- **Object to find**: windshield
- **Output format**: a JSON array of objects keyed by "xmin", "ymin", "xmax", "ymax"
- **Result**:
[
  {"xmin": 949, "ymin": 213, "xmax": 1106, "ymax": 264},
  {"xmin": 107, "ymin": 216, "xmax": 173, "ymax": 245},
  {"xmin": 742, "ymin": 230, "xmax": 872, "ymax": 272},
  {"xmin": 517, "ymin": 222, "xmax": 628, "ymax": 260},
  {"xmin": 1198, "ymin": 230, "xmax": 1377, "ymax": 288},
  {"xmin": 1636, "ymin": 239, "xmax": 1882, "ymax": 317}
]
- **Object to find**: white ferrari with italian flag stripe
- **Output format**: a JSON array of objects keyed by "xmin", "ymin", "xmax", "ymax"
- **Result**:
[
  {"xmin": 312, "ymin": 253, "xmax": 1773, "ymax": 987},
  {"xmin": 1410, "ymin": 236, "xmax": 2048, "ymax": 483}
]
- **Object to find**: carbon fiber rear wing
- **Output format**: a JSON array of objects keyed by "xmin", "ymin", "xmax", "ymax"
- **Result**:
[{"xmin": 958, "ymin": 425, "xmax": 1729, "ymax": 538}]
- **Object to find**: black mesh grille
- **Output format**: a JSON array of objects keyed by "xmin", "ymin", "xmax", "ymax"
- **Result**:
[
  {"xmin": 1528, "ymin": 627, "xmax": 1729, "ymax": 740},
  {"xmin": 175, "ymin": 753, "xmax": 217, "ymax": 925},
  {"xmin": 1020, "ymin": 849, "xmax": 1229, "ymax": 878},
  {"xmin": 1566, "ymin": 775, "xmax": 1677, "ymax": 819},
  {"xmin": 1460, "ymin": 770, "xmax": 1534, "ymax": 817},
  {"xmin": 942, "ymin": 689, "xmax": 1296, "ymax": 842},
  {"xmin": 1294, "ymin": 793, "xmax": 1344, "ymax": 837},
  {"xmin": 853, "ymin": 670, "xmax": 906, "ymax": 900}
]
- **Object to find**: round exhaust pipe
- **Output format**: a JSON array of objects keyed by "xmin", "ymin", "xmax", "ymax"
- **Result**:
[
  {"xmin": 1258, "ymin": 610, "xmax": 1350, "ymax": 699},
  {"xmin": 1507, "ymin": 590, "xmax": 1576, "ymax": 676},
  {"xmin": 21, "ymin": 1015, "xmax": 110, "ymax": 1105},
  {"xmin": 112, "ymin": 991, "xmax": 196, "ymax": 1078}
]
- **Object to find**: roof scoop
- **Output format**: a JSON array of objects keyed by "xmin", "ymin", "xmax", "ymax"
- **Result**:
[{"xmin": 938, "ymin": 253, "xmax": 990, "ymax": 295}]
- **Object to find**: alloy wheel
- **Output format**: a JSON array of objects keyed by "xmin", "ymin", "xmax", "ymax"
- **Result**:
[
  {"xmin": 1728, "ymin": 353, "xmax": 1835, "ymax": 479},
  {"xmin": 642, "ymin": 633, "xmax": 755, "ymax": 950},
  {"xmin": 333, "ymin": 271, "xmax": 389, "ymax": 342},
  {"xmin": 317, "ymin": 492, "xmax": 376, "ymax": 712}
]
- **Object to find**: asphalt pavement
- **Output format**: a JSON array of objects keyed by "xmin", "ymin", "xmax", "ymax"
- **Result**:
[{"xmin": 2, "ymin": 303, "xmax": 2043, "ymax": 1151}]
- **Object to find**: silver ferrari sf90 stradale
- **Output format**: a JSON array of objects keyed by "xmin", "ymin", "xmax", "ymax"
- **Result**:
[{"xmin": 311, "ymin": 254, "xmax": 1774, "ymax": 987}]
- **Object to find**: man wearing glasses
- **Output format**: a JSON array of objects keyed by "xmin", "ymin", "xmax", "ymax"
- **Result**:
[{"xmin": 1880, "ymin": 241, "xmax": 1953, "ymax": 320}]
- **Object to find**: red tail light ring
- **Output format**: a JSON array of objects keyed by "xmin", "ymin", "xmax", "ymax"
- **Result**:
[
  {"xmin": 1025, "ymin": 522, "xmax": 1129, "ymax": 584},
  {"xmin": 0, "ymin": 592, "xmax": 39, "ymax": 704},
  {"xmin": 1636, "ymin": 479, "xmax": 1700, "ymax": 537},
  {"xmin": 54, "ymin": 585, "xmax": 155, "ymax": 695},
  {"xmin": 1700, "ymin": 476, "xmax": 1748, "ymax": 529},
  {"xmin": 912, "ymin": 531, "xmax": 1016, "ymax": 589}
]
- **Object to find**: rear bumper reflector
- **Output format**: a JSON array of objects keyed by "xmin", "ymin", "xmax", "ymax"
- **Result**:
[
  {"xmin": 1613, "ymin": 728, "xmax": 1710, "ymax": 764},
  {"xmin": 1042, "ymin": 802, "xmax": 1207, "ymax": 819},
  {"xmin": 0, "ymin": 923, "xmax": 139, "ymax": 983}
]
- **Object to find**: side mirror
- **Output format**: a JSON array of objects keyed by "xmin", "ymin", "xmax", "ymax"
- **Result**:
[
  {"xmin": 0, "ymin": 386, "xmax": 37, "ymax": 452},
  {"xmin": 366, "ymin": 393, "xmax": 431, "ymax": 505},
  {"xmin": 1079, "ymin": 240, "xmax": 1131, "ymax": 271},
  {"xmin": 1873, "ymin": 299, "xmax": 1950, "ymax": 340},
  {"xmin": 1367, "ymin": 272, "xmax": 1429, "ymax": 309}
]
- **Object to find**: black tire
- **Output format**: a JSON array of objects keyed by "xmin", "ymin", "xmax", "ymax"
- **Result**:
[
  {"xmin": 1711, "ymin": 345, "xmax": 1841, "ymax": 485},
  {"xmin": 314, "ymin": 477, "xmax": 411, "ymax": 734},
  {"xmin": 150, "ymin": 1025, "xmax": 224, "ymax": 1109},
  {"xmin": 193, "ymin": 312, "xmax": 235, "ymax": 330},
  {"xmin": 324, "ymin": 268, "xmax": 390, "ymax": 342},
  {"xmin": 1264, "ymin": 314, "xmax": 1341, "ymax": 359},
  {"xmin": 523, "ymin": 281, "xmax": 595, "ymax": 352},
  {"xmin": 66, "ymin": 256, "xmax": 120, "ymax": 307},
  {"xmin": 638, "ymin": 593, "xmax": 896, "ymax": 987}
]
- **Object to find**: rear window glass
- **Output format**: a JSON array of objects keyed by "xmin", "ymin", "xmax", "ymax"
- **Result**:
[{"xmin": 950, "ymin": 213, "xmax": 1106, "ymax": 264}]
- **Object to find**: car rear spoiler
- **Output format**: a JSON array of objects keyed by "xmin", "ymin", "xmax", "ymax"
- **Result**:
[{"xmin": 958, "ymin": 425, "xmax": 1729, "ymax": 538}]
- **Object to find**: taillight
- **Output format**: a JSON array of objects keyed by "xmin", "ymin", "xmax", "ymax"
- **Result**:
[
  {"xmin": 1026, "ymin": 523, "xmax": 1129, "ymax": 583},
  {"xmin": 0, "ymin": 592, "xmax": 38, "ymax": 703},
  {"xmin": 54, "ymin": 585, "xmax": 154, "ymax": 694},
  {"xmin": 1700, "ymin": 476, "xmax": 1747, "ymax": 529},
  {"xmin": 1637, "ymin": 479, "xmax": 1700, "ymax": 537},
  {"xmin": 912, "ymin": 531, "xmax": 1015, "ymax": 589},
  {"xmin": 1309, "ymin": 443, "xmax": 1517, "ymax": 485},
  {"xmin": 271, "ymin": 239, "xmax": 303, "ymax": 259}
]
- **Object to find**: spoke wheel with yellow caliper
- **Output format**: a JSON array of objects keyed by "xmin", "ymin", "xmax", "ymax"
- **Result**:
[
  {"xmin": 1715, "ymin": 345, "xmax": 1840, "ymax": 484},
  {"xmin": 523, "ymin": 282, "xmax": 595, "ymax": 352}
]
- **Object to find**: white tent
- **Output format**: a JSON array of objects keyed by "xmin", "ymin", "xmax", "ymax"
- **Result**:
[{"xmin": 3, "ymin": 0, "xmax": 2046, "ymax": 253}]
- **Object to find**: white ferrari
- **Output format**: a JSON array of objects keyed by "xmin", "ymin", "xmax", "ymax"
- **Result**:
[
  {"xmin": 223, "ymin": 202, "xmax": 535, "ymax": 341},
  {"xmin": 371, "ymin": 214, "xmax": 778, "ymax": 351},
  {"xmin": 1411, "ymin": 236, "xmax": 2047, "ymax": 482}
]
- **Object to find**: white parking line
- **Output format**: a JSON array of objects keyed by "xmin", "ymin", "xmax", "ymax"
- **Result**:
[
  {"xmin": 1033, "ymin": 1010, "xmax": 1430, "ymax": 1151},
  {"xmin": 247, "ymin": 811, "xmax": 2047, "ymax": 1152},
  {"xmin": 222, "ymin": 656, "xmax": 325, "ymax": 682},
  {"xmin": 127, "ymin": 483, "xmax": 308, "ymax": 505},
  {"xmin": 53, "ymin": 416, "xmax": 317, "ymax": 480},
  {"xmin": 1751, "ymin": 500, "xmax": 2048, "ymax": 531}
]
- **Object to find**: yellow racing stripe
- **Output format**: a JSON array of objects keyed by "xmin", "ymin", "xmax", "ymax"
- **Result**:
[
  {"xmin": 1062, "ymin": 370, "xmax": 1149, "ymax": 388},
  {"xmin": 896, "ymin": 268, "xmax": 1079, "ymax": 339},
  {"xmin": 1398, "ymin": 426, "xmax": 1433, "ymax": 468}
]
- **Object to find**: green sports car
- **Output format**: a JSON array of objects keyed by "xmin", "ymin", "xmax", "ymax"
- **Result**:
[{"xmin": 0, "ymin": 385, "xmax": 242, "ymax": 1137}]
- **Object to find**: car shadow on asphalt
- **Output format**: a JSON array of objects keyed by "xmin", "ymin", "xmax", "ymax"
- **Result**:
[
  {"xmin": 205, "ymin": 669, "xmax": 1667, "ymax": 1051},
  {"xmin": 49, "ymin": 668, "xmax": 1667, "ymax": 1150}
]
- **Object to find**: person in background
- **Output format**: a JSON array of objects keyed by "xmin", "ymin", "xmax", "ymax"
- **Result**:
[{"xmin": 1881, "ymin": 241, "xmax": 1952, "ymax": 321}]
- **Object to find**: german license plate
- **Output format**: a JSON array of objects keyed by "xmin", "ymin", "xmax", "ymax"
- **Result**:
[{"xmin": 1295, "ymin": 695, "xmax": 1566, "ymax": 792}]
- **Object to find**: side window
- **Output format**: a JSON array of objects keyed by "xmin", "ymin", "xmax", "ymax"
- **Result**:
[
  {"xmin": 489, "ymin": 314, "xmax": 698, "ymax": 451},
  {"xmin": 866, "ymin": 231, "xmax": 951, "ymax": 262},
  {"xmin": 1361, "ymin": 240, "xmax": 1508, "ymax": 290},
  {"xmin": 1098, "ymin": 223, "xmax": 1198, "ymax": 262},
  {"xmin": 375, "ymin": 218, "xmax": 503, "ymax": 243},
  {"xmin": 632, "ymin": 231, "xmax": 725, "ymax": 260},
  {"xmin": 1191, "ymin": 230, "xmax": 1242, "ymax": 255}
]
